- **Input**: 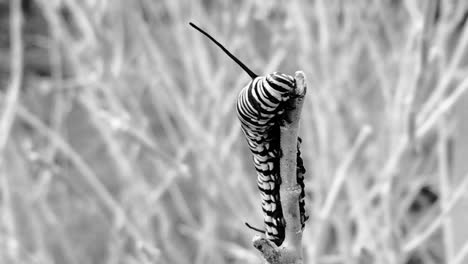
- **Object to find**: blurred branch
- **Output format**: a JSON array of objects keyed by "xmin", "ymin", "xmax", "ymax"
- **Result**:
[
  {"xmin": 420, "ymin": 0, "xmax": 438, "ymax": 67},
  {"xmin": 7, "ymin": 99, "xmax": 161, "ymax": 262},
  {"xmin": 403, "ymin": 167, "xmax": 468, "ymax": 252},
  {"xmin": 0, "ymin": 1, "xmax": 23, "ymax": 254},
  {"xmin": 419, "ymin": 2, "xmax": 468, "ymax": 123},
  {"xmin": 319, "ymin": 125, "xmax": 372, "ymax": 220},
  {"xmin": 437, "ymin": 116, "xmax": 454, "ymax": 262},
  {"xmin": 0, "ymin": 0, "xmax": 23, "ymax": 154},
  {"xmin": 254, "ymin": 71, "xmax": 307, "ymax": 264}
]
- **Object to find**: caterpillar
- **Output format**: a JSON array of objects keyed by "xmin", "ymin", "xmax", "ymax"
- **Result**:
[{"xmin": 189, "ymin": 22, "xmax": 307, "ymax": 246}]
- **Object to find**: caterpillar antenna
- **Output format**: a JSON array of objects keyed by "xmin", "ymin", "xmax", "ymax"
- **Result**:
[{"xmin": 189, "ymin": 22, "xmax": 258, "ymax": 79}]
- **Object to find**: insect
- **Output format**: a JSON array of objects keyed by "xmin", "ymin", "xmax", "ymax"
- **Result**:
[{"xmin": 189, "ymin": 22, "xmax": 307, "ymax": 246}]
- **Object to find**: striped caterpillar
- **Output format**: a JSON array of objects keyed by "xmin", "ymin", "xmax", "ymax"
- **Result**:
[{"xmin": 189, "ymin": 22, "xmax": 307, "ymax": 246}]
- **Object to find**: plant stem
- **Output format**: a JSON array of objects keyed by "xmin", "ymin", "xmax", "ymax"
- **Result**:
[{"xmin": 254, "ymin": 71, "xmax": 307, "ymax": 264}]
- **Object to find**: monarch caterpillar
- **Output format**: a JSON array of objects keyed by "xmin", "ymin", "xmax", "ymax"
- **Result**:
[{"xmin": 189, "ymin": 22, "xmax": 307, "ymax": 246}]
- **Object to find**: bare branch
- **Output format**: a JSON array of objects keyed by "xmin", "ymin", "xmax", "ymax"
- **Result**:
[
  {"xmin": 0, "ymin": 0, "xmax": 24, "ymax": 154},
  {"xmin": 254, "ymin": 71, "xmax": 307, "ymax": 264},
  {"xmin": 279, "ymin": 71, "xmax": 307, "ymax": 250}
]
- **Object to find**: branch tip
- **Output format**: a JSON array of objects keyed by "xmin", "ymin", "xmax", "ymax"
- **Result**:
[{"xmin": 294, "ymin": 71, "xmax": 307, "ymax": 96}]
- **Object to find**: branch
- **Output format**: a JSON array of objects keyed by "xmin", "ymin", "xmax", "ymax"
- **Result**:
[
  {"xmin": 0, "ymin": 0, "xmax": 24, "ymax": 155},
  {"xmin": 254, "ymin": 71, "xmax": 307, "ymax": 264},
  {"xmin": 280, "ymin": 71, "xmax": 307, "ymax": 249}
]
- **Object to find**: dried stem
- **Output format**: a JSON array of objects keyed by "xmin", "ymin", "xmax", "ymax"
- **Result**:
[
  {"xmin": 0, "ymin": 0, "xmax": 23, "ymax": 153},
  {"xmin": 254, "ymin": 71, "xmax": 307, "ymax": 264},
  {"xmin": 0, "ymin": 1, "xmax": 23, "ymax": 254}
]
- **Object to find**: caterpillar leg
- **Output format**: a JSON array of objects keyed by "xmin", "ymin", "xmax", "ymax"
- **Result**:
[
  {"xmin": 297, "ymin": 137, "xmax": 309, "ymax": 227},
  {"xmin": 245, "ymin": 222, "xmax": 266, "ymax": 234}
]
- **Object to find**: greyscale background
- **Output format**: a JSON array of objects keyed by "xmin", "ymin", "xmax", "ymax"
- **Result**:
[{"xmin": 1, "ymin": 0, "xmax": 468, "ymax": 263}]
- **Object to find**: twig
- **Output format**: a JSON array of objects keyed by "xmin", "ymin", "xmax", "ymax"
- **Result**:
[
  {"xmin": 0, "ymin": 0, "xmax": 24, "ymax": 154},
  {"xmin": 403, "ymin": 169, "xmax": 468, "ymax": 252},
  {"xmin": 0, "ymin": 0, "xmax": 23, "ymax": 256},
  {"xmin": 437, "ymin": 116, "xmax": 454, "ymax": 263},
  {"xmin": 254, "ymin": 71, "xmax": 307, "ymax": 264},
  {"xmin": 319, "ymin": 125, "xmax": 373, "ymax": 219},
  {"xmin": 9, "ymin": 100, "xmax": 161, "ymax": 261}
]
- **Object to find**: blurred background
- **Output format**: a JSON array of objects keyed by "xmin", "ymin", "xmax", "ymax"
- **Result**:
[{"xmin": 1, "ymin": 0, "xmax": 468, "ymax": 263}]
